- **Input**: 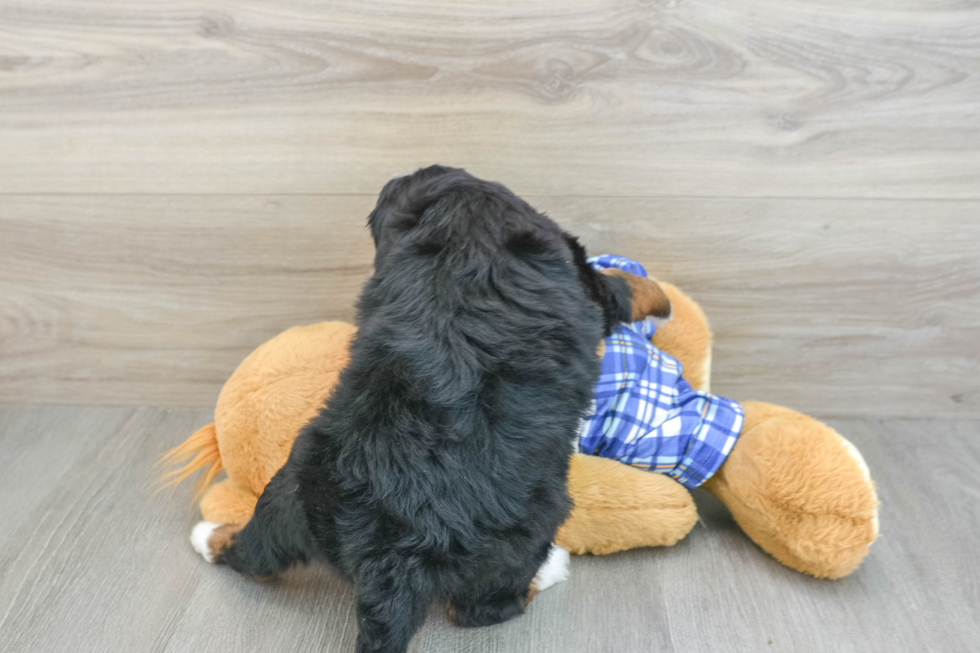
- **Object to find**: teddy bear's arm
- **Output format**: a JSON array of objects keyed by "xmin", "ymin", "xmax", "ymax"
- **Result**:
[
  {"xmin": 650, "ymin": 281, "xmax": 713, "ymax": 393},
  {"xmin": 555, "ymin": 454, "xmax": 697, "ymax": 555}
]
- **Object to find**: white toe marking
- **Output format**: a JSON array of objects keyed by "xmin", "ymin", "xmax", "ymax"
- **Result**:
[
  {"xmin": 534, "ymin": 545, "xmax": 570, "ymax": 592},
  {"xmin": 840, "ymin": 438, "xmax": 880, "ymax": 539},
  {"xmin": 191, "ymin": 521, "xmax": 220, "ymax": 563}
]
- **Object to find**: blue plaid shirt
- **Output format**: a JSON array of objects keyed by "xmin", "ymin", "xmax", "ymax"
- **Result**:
[{"xmin": 578, "ymin": 256, "xmax": 744, "ymax": 489}]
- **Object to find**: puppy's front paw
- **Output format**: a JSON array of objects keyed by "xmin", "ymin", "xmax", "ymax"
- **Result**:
[
  {"xmin": 534, "ymin": 545, "xmax": 570, "ymax": 592},
  {"xmin": 190, "ymin": 521, "xmax": 243, "ymax": 563},
  {"xmin": 191, "ymin": 521, "xmax": 220, "ymax": 563}
]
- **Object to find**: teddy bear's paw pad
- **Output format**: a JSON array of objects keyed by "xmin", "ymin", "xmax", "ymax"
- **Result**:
[
  {"xmin": 840, "ymin": 437, "xmax": 880, "ymax": 539},
  {"xmin": 191, "ymin": 521, "xmax": 221, "ymax": 563},
  {"xmin": 534, "ymin": 545, "xmax": 570, "ymax": 592}
]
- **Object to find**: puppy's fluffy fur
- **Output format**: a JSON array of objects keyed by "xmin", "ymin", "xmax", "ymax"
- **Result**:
[{"xmin": 204, "ymin": 166, "xmax": 634, "ymax": 653}]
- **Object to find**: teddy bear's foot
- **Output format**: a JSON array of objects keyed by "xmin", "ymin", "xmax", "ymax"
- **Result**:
[
  {"xmin": 556, "ymin": 454, "xmax": 698, "ymax": 555},
  {"xmin": 199, "ymin": 478, "xmax": 260, "ymax": 525},
  {"xmin": 703, "ymin": 402, "xmax": 879, "ymax": 579}
]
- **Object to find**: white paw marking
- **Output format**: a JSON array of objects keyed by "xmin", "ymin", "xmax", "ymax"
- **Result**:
[
  {"xmin": 191, "ymin": 521, "xmax": 220, "ymax": 563},
  {"xmin": 840, "ymin": 438, "xmax": 880, "ymax": 539},
  {"xmin": 534, "ymin": 545, "xmax": 570, "ymax": 592}
]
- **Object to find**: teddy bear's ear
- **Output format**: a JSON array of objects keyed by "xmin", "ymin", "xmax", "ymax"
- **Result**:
[{"xmin": 599, "ymin": 268, "xmax": 672, "ymax": 324}]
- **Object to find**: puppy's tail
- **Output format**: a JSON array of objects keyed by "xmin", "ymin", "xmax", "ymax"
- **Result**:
[{"xmin": 156, "ymin": 422, "xmax": 223, "ymax": 499}]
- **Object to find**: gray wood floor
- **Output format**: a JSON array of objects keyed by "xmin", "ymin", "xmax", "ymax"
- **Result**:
[{"xmin": 1, "ymin": 404, "xmax": 977, "ymax": 653}]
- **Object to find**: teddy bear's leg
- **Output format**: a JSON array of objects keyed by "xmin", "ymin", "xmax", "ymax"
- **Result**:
[
  {"xmin": 703, "ymin": 401, "xmax": 879, "ymax": 579},
  {"xmin": 199, "ymin": 478, "xmax": 260, "ymax": 526},
  {"xmin": 650, "ymin": 282, "xmax": 713, "ymax": 393},
  {"xmin": 555, "ymin": 454, "xmax": 698, "ymax": 555}
]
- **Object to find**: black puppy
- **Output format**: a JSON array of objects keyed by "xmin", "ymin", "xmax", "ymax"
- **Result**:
[{"xmin": 192, "ymin": 166, "xmax": 640, "ymax": 653}]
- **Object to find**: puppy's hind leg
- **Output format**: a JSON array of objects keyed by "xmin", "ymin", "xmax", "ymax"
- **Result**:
[
  {"xmin": 354, "ymin": 558, "xmax": 432, "ymax": 653},
  {"xmin": 448, "ymin": 541, "xmax": 554, "ymax": 628},
  {"xmin": 190, "ymin": 463, "xmax": 313, "ymax": 579}
]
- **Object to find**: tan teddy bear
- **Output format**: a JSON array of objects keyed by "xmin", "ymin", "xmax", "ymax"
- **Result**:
[{"xmin": 164, "ymin": 274, "xmax": 878, "ymax": 580}]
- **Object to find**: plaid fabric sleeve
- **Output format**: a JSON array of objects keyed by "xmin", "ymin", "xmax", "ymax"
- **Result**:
[{"xmin": 664, "ymin": 391, "xmax": 743, "ymax": 488}]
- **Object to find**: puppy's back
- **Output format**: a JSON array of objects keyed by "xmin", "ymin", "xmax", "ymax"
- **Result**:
[{"xmin": 310, "ymin": 169, "xmax": 604, "ymax": 565}]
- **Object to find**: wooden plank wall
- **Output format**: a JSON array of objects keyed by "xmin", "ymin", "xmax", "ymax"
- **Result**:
[{"xmin": 1, "ymin": 0, "xmax": 978, "ymax": 416}]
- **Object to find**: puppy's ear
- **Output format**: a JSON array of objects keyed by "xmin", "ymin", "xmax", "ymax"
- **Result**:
[
  {"xmin": 562, "ymin": 234, "xmax": 632, "ymax": 335},
  {"xmin": 599, "ymin": 268, "xmax": 672, "ymax": 324},
  {"xmin": 562, "ymin": 234, "xmax": 672, "ymax": 335},
  {"xmin": 594, "ymin": 273, "xmax": 634, "ymax": 333},
  {"xmin": 367, "ymin": 165, "xmax": 458, "ymax": 249}
]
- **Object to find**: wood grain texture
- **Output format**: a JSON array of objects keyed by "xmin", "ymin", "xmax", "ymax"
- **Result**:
[
  {"xmin": 1, "ymin": 405, "xmax": 978, "ymax": 652},
  {"xmin": 1, "ymin": 0, "xmax": 978, "ymax": 197},
  {"xmin": 0, "ymin": 195, "xmax": 376, "ymax": 406},
  {"xmin": 2, "ymin": 195, "xmax": 978, "ymax": 416}
]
